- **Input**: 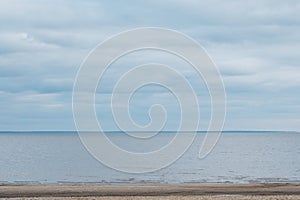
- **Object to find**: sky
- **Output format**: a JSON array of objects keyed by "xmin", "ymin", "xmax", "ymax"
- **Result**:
[{"xmin": 0, "ymin": 0, "xmax": 299, "ymax": 131}]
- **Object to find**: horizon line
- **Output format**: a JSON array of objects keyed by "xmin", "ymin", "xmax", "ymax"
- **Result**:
[{"xmin": 0, "ymin": 130, "xmax": 299, "ymax": 133}]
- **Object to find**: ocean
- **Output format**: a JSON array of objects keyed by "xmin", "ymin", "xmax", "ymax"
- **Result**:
[{"xmin": 0, "ymin": 131, "xmax": 299, "ymax": 184}]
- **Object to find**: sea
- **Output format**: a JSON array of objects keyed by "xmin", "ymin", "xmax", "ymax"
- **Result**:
[{"xmin": 0, "ymin": 131, "xmax": 299, "ymax": 184}]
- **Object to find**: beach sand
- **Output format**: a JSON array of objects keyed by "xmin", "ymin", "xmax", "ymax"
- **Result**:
[
  {"xmin": 2, "ymin": 195, "xmax": 300, "ymax": 200},
  {"xmin": 0, "ymin": 183, "xmax": 299, "ymax": 199}
]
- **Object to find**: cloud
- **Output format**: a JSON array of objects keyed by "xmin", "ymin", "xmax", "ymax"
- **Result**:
[{"xmin": 0, "ymin": 0, "xmax": 299, "ymax": 130}]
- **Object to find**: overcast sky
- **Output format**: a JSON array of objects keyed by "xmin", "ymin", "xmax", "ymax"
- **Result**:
[{"xmin": 0, "ymin": 0, "xmax": 299, "ymax": 131}]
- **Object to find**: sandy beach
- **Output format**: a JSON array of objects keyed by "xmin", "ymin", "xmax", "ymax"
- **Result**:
[
  {"xmin": 1, "ymin": 183, "xmax": 299, "ymax": 199},
  {"xmin": 2, "ymin": 195, "xmax": 300, "ymax": 200}
]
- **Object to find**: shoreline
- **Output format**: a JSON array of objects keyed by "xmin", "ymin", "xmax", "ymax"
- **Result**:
[{"xmin": 1, "ymin": 183, "xmax": 299, "ymax": 198}]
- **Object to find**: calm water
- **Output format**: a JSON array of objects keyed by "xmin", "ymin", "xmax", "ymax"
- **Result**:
[{"xmin": 0, "ymin": 132, "xmax": 299, "ymax": 184}]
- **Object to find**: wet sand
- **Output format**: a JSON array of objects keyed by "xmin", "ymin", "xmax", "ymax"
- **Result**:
[{"xmin": 0, "ymin": 183, "xmax": 299, "ymax": 199}]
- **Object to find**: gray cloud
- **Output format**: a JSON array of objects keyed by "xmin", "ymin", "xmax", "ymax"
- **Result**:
[{"xmin": 0, "ymin": 0, "xmax": 299, "ymax": 130}]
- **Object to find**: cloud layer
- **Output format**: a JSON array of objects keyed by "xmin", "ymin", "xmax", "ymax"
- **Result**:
[{"xmin": 0, "ymin": 0, "xmax": 299, "ymax": 131}]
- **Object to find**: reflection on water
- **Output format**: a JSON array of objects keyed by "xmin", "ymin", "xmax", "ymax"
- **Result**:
[{"xmin": 0, "ymin": 132, "xmax": 299, "ymax": 184}]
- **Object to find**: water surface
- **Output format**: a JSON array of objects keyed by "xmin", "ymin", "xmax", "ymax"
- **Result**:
[{"xmin": 0, "ymin": 131, "xmax": 299, "ymax": 184}]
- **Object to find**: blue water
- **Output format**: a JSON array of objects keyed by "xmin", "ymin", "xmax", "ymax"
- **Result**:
[{"xmin": 0, "ymin": 132, "xmax": 299, "ymax": 184}]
